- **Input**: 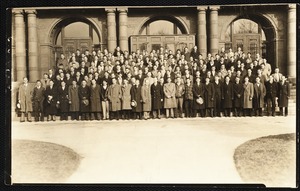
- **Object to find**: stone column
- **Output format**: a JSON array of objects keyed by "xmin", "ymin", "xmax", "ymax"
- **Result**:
[
  {"xmin": 105, "ymin": 8, "xmax": 117, "ymax": 53},
  {"xmin": 209, "ymin": 6, "xmax": 220, "ymax": 56},
  {"xmin": 287, "ymin": 4, "xmax": 296, "ymax": 82},
  {"xmin": 13, "ymin": 10, "xmax": 26, "ymax": 81},
  {"xmin": 197, "ymin": 6, "xmax": 208, "ymax": 56},
  {"xmin": 118, "ymin": 8, "xmax": 128, "ymax": 52},
  {"xmin": 26, "ymin": 9, "xmax": 39, "ymax": 82}
]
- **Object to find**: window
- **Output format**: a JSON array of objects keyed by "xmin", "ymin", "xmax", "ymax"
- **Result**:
[{"xmin": 139, "ymin": 19, "xmax": 184, "ymax": 35}]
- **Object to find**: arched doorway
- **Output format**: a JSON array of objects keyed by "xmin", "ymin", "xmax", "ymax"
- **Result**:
[
  {"xmin": 51, "ymin": 17, "xmax": 101, "ymax": 61},
  {"xmin": 130, "ymin": 16, "xmax": 194, "ymax": 53},
  {"xmin": 224, "ymin": 15, "xmax": 276, "ymax": 70}
]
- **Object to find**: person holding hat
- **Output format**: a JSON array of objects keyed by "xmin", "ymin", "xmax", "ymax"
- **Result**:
[
  {"xmin": 130, "ymin": 79, "xmax": 143, "ymax": 119},
  {"xmin": 78, "ymin": 80, "xmax": 90, "ymax": 120},
  {"xmin": 151, "ymin": 77, "xmax": 163, "ymax": 119},
  {"xmin": 90, "ymin": 79, "xmax": 102, "ymax": 120},
  {"xmin": 44, "ymin": 79, "xmax": 58, "ymax": 121},
  {"xmin": 141, "ymin": 79, "xmax": 152, "ymax": 120},
  {"xmin": 192, "ymin": 77, "xmax": 205, "ymax": 117},
  {"xmin": 222, "ymin": 76, "xmax": 234, "ymax": 117}
]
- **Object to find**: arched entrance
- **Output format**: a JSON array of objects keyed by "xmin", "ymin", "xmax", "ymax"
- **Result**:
[
  {"xmin": 224, "ymin": 14, "xmax": 276, "ymax": 70},
  {"xmin": 50, "ymin": 17, "xmax": 101, "ymax": 61},
  {"xmin": 130, "ymin": 16, "xmax": 195, "ymax": 53}
]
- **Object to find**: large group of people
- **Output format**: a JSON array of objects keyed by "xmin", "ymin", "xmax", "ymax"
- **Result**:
[{"xmin": 17, "ymin": 46, "xmax": 291, "ymax": 122}]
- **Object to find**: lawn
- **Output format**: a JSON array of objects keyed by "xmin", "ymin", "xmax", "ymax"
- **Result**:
[
  {"xmin": 12, "ymin": 139, "xmax": 82, "ymax": 183},
  {"xmin": 234, "ymin": 133, "xmax": 296, "ymax": 187}
]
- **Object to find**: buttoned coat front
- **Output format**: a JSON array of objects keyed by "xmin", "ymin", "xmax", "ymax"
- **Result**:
[
  {"xmin": 163, "ymin": 82, "xmax": 176, "ymax": 108},
  {"xmin": 68, "ymin": 85, "xmax": 80, "ymax": 112},
  {"xmin": 107, "ymin": 84, "xmax": 122, "ymax": 111},
  {"xmin": 243, "ymin": 82, "xmax": 254, "ymax": 109},
  {"xmin": 141, "ymin": 85, "xmax": 152, "ymax": 111},
  {"xmin": 121, "ymin": 84, "xmax": 132, "ymax": 110},
  {"xmin": 18, "ymin": 83, "xmax": 33, "ymax": 112},
  {"xmin": 90, "ymin": 84, "xmax": 102, "ymax": 112}
]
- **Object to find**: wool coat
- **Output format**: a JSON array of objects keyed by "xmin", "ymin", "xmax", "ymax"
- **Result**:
[
  {"xmin": 233, "ymin": 82, "xmax": 244, "ymax": 108},
  {"xmin": 68, "ymin": 85, "xmax": 80, "ymax": 112},
  {"xmin": 107, "ymin": 84, "xmax": 122, "ymax": 111},
  {"xmin": 130, "ymin": 85, "xmax": 143, "ymax": 112},
  {"xmin": 44, "ymin": 85, "xmax": 58, "ymax": 115},
  {"xmin": 204, "ymin": 83, "xmax": 215, "ymax": 108},
  {"xmin": 18, "ymin": 83, "xmax": 33, "ymax": 112},
  {"xmin": 141, "ymin": 85, "xmax": 152, "ymax": 111},
  {"xmin": 278, "ymin": 81, "xmax": 290, "ymax": 107},
  {"xmin": 253, "ymin": 83, "xmax": 266, "ymax": 109},
  {"xmin": 78, "ymin": 85, "xmax": 90, "ymax": 112},
  {"xmin": 151, "ymin": 83, "xmax": 163, "ymax": 110},
  {"xmin": 57, "ymin": 86, "xmax": 69, "ymax": 113},
  {"xmin": 32, "ymin": 86, "xmax": 45, "ymax": 112},
  {"xmin": 121, "ymin": 84, "xmax": 132, "ymax": 110},
  {"xmin": 163, "ymin": 82, "xmax": 177, "ymax": 108},
  {"xmin": 243, "ymin": 82, "xmax": 254, "ymax": 109},
  {"xmin": 222, "ymin": 82, "xmax": 234, "ymax": 108},
  {"xmin": 192, "ymin": 83, "xmax": 205, "ymax": 110},
  {"xmin": 90, "ymin": 84, "xmax": 102, "ymax": 112}
]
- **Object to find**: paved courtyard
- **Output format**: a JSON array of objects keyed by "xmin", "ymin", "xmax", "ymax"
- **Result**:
[{"xmin": 11, "ymin": 116, "xmax": 296, "ymax": 186}]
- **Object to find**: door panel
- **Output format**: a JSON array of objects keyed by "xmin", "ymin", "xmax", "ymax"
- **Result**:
[
  {"xmin": 232, "ymin": 34, "xmax": 261, "ymax": 56},
  {"xmin": 63, "ymin": 38, "xmax": 92, "ymax": 56}
]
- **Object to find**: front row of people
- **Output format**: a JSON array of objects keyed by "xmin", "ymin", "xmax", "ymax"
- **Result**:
[{"xmin": 17, "ymin": 75, "xmax": 290, "ymax": 122}]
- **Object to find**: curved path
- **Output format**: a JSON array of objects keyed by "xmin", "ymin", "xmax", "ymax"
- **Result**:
[{"xmin": 12, "ymin": 116, "xmax": 296, "ymax": 186}]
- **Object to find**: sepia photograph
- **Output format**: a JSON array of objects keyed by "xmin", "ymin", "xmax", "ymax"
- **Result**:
[{"xmin": 9, "ymin": 4, "xmax": 297, "ymax": 187}]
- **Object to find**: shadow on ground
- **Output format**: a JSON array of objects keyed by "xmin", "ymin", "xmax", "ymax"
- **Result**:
[
  {"xmin": 12, "ymin": 139, "xmax": 82, "ymax": 183},
  {"xmin": 234, "ymin": 133, "xmax": 296, "ymax": 187}
]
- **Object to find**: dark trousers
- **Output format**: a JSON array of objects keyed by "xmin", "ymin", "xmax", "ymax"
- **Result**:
[
  {"xmin": 90, "ymin": 112, "xmax": 101, "ymax": 120},
  {"xmin": 233, "ymin": 107, "xmax": 243, "ymax": 117},
  {"xmin": 71, "ymin": 112, "xmax": 79, "ymax": 120},
  {"xmin": 243, "ymin": 108, "xmax": 253, "ymax": 116},
  {"xmin": 254, "ymin": 108, "xmax": 263, "ymax": 116},
  {"xmin": 184, "ymin": 99, "xmax": 193, "ymax": 118},
  {"xmin": 206, "ymin": 108, "xmax": 214, "ymax": 117},
  {"xmin": 280, "ymin": 107, "xmax": 288, "ymax": 116},
  {"xmin": 224, "ymin": 108, "xmax": 231, "ymax": 117},
  {"xmin": 214, "ymin": 96, "xmax": 222, "ymax": 117},
  {"xmin": 194, "ymin": 109, "xmax": 205, "ymax": 117},
  {"xmin": 266, "ymin": 97, "xmax": 276, "ymax": 116},
  {"xmin": 122, "ymin": 110, "xmax": 131, "ymax": 119},
  {"xmin": 33, "ymin": 100, "xmax": 44, "ymax": 121},
  {"xmin": 60, "ymin": 112, "xmax": 68, "ymax": 120},
  {"xmin": 175, "ymin": 98, "xmax": 183, "ymax": 118},
  {"xmin": 133, "ymin": 112, "xmax": 142, "ymax": 119},
  {"xmin": 81, "ymin": 112, "xmax": 90, "ymax": 120},
  {"xmin": 110, "ymin": 111, "xmax": 120, "ymax": 120}
]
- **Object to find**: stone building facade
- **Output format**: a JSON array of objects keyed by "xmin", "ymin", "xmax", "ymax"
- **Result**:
[{"xmin": 11, "ymin": 4, "xmax": 296, "ymax": 83}]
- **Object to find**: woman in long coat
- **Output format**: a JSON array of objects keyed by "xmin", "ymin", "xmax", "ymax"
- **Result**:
[
  {"xmin": 204, "ymin": 77, "xmax": 215, "ymax": 117},
  {"xmin": 131, "ymin": 79, "xmax": 143, "ymax": 119},
  {"xmin": 243, "ymin": 76, "xmax": 254, "ymax": 116},
  {"xmin": 163, "ymin": 77, "xmax": 176, "ymax": 118},
  {"xmin": 121, "ymin": 79, "xmax": 132, "ymax": 119},
  {"xmin": 78, "ymin": 80, "xmax": 90, "ymax": 120},
  {"xmin": 253, "ymin": 77, "xmax": 266, "ymax": 116},
  {"xmin": 151, "ymin": 77, "xmax": 163, "ymax": 119},
  {"xmin": 141, "ymin": 79, "xmax": 152, "ymax": 120},
  {"xmin": 222, "ymin": 76, "xmax": 234, "ymax": 117},
  {"xmin": 57, "ymin": 81, "xmax": 69, "ymax": 120},
  {"xmin": 90, "ymin": 79, "xmax": 102, "ymax": 120},
  {"xmin": 18, "ymin": 77, "xmax": 33, "ymax": 122},
  {"xmin": 278, "ymin": 76, "xmax": 290, "ymax": 116},
  {"xmin": 193, "ymin": 77, "xmax": 205, "ymax": 117},
  {"xmin": 107, "ymin": 78, "xmax": 122, "ymax": 120},
  {"xmin": 44, "ymin": 80, "xmax": 58, "ymax": 121},
  {"xmin": 233, "ymin": 77, "xmax": 244, "ymax": 117},
  {"xmin": 68, "ymin": 80, "xmax": 80, "ymax": 120}
]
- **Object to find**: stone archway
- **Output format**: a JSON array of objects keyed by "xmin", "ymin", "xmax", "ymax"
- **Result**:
[{"xmin": 224, "ymin": 13, "xmax": 277, "ymax": 72}]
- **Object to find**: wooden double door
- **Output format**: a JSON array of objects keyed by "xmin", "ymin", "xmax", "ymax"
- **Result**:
[
  {"xmin": 63, "ymin": 38, "xmax": 92, "ymax": 56},
  {"xmin": 232, "ymin": 33, "xmax": 261, "ymax": 56}
]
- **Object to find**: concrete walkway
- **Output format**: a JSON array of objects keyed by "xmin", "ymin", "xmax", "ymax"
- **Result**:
[{"xmin": 12, "ymin": 116, "xmax": 296, "ymax": 185}]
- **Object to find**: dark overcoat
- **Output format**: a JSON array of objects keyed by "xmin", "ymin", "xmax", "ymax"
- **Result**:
[
  {"xmin": 32, "ymin": 86, "xmax": 45, "ymax": 112},
  {"xmin": 213, "ymin": 81, "xmax": 222, "ymax": 106},
  {"xmin": 222, "ymin": 82, "xmax": 234, "ymax": 108},
  {"xmin": 192, "ymin": 83, "xmax": 205, "ymax": 110},
  {"xmin": 130, "ymin": 85, "xmax": 143, "ymax": 112},
  {"xmin": 265, "ymin": 81, "xmax": 278, "ymax": 99},
  {"xmin": 151, "ymin": 83, "xmax": 163, "ymax": 110},
  {"xmin": 78, "ymin": 85, "xmax": 90, "ymax": 112},
  {"xmin": 253, "ymin": 83, "xmax": 266, "ymax": 108},
  {"xmin": 90, "ymin": 84, "xmax": 102, "ymax": 112},
  {"xmin": 278, "ymin": 81, "xmax": 290, "ymax": 107},
  {"xmin": 204, "ymin": 83, "xmax": 215, "ymax": 108},
  {"xmin": 68, "ymin": 85, "xmax": 80, "ymax": 112},
  {"xmin": 44, "ymin": 86, "xmax": 58, "ymax": 115},
  {"xmin": 233, "ymin": 82, "xmax": 244, "ymax": 108},
  {"xmin": 57, "ymin": 86, "xmax": 69, "ymax": 112}
]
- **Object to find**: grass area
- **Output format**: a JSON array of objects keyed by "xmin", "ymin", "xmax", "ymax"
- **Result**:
[
  {"xmin": 12, "ymin": 139, "xmax": 82, "ymax": 183},
  {"xmin": 234, "ymin": 133, "xmax": 296, "ymax": 187}
]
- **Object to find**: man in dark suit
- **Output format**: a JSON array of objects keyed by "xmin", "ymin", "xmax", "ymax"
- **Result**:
[
  {"xmin": 253, "ymin": 77, "xmax": 266, "ymax": 116},
  {"xmin": 222, "ymin": 76, "xmax": 234, "ymax": 117},
  {"xmin": 278, "ymin": 76, "xmax": 290, "ymax": 116},
  {"xmin": 265, "ymin": 75, "xmax": 278, "ymax": 116}
]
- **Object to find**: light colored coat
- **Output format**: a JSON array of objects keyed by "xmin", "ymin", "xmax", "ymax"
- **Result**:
[
  {"xmin": 121, "ymin": 84, "xmax": 132, "ymax": 110},
  {"xmin": 141, "ymin": 85, "xmax": 152, "ymax": 111},
  {"xmin": 107, "ymin": 84, "xmax": 122, "ymax": 111},
  {"xmin": 163, "ymin": 82, "xmax": 176, "ymax": 108},
  {"xmin": 68, "ymin": 85, "xmax": 80, "ymax": 112},
  {"xmin": 18, "ymin": 83, "xmax": 33, "ymax": 112},
  {"xmin": 243, "ymin": 82, "xmax": 254, "ymax": 109}
]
